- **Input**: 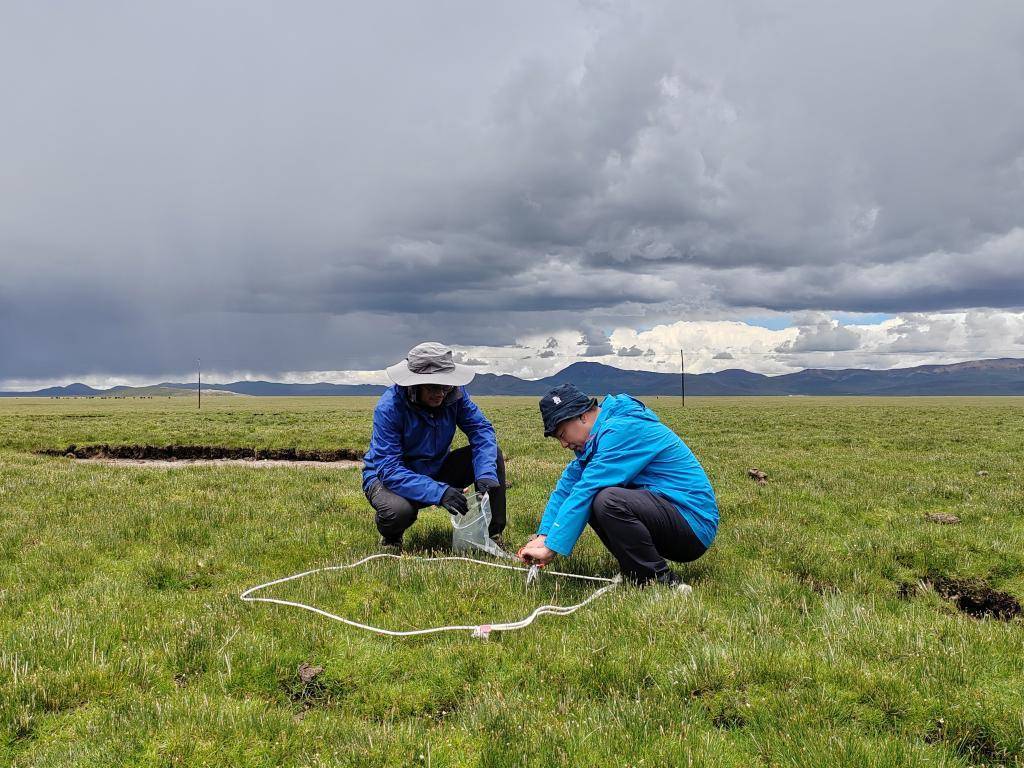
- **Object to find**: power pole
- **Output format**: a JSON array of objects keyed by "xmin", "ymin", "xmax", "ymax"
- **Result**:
[
  {"xmin": 197, "ymin": 358, "xmax": 202, "ymax": 410},
  {"xmin": 679, "ymin": 349, "xmax": 685, "ymax": 407}
]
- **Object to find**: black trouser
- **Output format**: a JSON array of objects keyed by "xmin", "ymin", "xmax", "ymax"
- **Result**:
[
  {"xmin": 588, "ymin": 486, "xmax": 707, "ymax": 584},
  {"xmin": 365, "ymin": 446, "xmax": 507, "ymax": 541}
]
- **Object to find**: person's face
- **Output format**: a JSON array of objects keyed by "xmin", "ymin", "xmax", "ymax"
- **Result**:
[
  {"xmin": 419, "ymin": 383, "xmax": 452, "ymax": 407},
  {"xmin": 552, "ymin": 412, "xmax": 593, "ymax": 452}
]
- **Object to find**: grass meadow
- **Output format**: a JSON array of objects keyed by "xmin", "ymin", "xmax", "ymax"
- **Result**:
[{"xmin": 1, "ymin": 395, "xmax": 1022, "ymax": 767}]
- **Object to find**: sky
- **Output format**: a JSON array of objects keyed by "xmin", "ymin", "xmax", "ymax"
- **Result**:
[{"xmin": 2, "ymin": 0, "xmax": 1023, "ymax": 388}]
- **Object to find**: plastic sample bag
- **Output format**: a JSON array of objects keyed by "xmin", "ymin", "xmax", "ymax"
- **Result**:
[{"xmin": 450, "ymin": 490, "xmax": 511, "ymax": 559}]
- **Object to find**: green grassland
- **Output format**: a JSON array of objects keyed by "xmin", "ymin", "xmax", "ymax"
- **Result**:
[{"xmin": 1, "ymin": 395, "xmax": 1022, "ymax": 767}]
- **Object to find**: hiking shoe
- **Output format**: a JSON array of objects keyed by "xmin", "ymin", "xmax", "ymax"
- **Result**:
[
  {"xmin": 650, "ymin": 572, "xmax": 693, "ymax": 597},
  {"xmin": 662, "ymin": 573, "xmax": 693, "ymax": 597},
  {"xmin": 379, "ymin": 536, "xmax": 403, "ymax": 555},
  {"xmin": 489, "ymin": 533, "xmax": 509, "ymax": 553},
  {"xmin": 673, "ymin": 581, "xmax": 694, "ymax": 597}
]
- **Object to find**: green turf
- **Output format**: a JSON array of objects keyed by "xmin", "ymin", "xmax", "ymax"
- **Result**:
[{"xmin": 1, "ymin": 396, "xmax": 1022, "ymax": 767}]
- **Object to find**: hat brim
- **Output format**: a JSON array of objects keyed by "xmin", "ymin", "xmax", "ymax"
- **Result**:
[
  {"xmin": 543, "ymin": 397, "xmax": 598, "ymax": 436},
  {"xmin": 386, "ymin": 361, "xmax": 476, "ymax": 387}
]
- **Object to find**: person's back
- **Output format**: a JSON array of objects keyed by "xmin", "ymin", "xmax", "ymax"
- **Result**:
[
  {"xmin": 518, "ymin": 384, "xmax": 718, "ymax": 588},
  {"xmin": 594, "ymin": 394, "xmax": 718, "ymax": 547}
]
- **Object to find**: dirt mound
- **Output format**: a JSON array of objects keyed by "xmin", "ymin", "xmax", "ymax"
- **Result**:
[
  {"xmin": 925, "ymin": 512, "xmax": 961, "ymax": 525},
  {"xmin": 41, "ymin": 444, "xmax": 364, "ymax": 462},
  {"xmin": 747, "ymin": 468, "xmax": 768, "ymax": 486}
]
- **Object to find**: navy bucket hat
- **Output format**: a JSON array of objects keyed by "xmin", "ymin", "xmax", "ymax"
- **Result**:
[{"xmin": 539, "ymin": 383, "xmax": 598, "ymax": 437}]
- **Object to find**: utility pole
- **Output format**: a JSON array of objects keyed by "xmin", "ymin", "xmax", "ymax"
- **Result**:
[
  {"xmin": 197, "ymin": 358, "xmax": 201, "ymax": 410},
  {"xmin": 679, "ymin": 349, "xmax": 685, "ymax": 407}
]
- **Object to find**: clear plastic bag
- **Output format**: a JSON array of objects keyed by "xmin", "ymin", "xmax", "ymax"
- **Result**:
[{"xmin": 450, "ymin": 490, "xmax": 510, "ymax": 559}]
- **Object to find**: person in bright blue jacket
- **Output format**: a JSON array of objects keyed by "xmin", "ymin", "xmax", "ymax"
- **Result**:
[
  {"xmin": 517, "ymin": 383, "xmax": 718, "ymax": 588},
  {"xmin": 362, "ymin": 342, "xmax": 506, "ymax": 551}
]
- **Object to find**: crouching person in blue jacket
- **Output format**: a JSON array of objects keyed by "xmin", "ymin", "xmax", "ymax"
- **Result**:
[
  {"xmin": 362, "ymin": 342, "xmax": 507, "ymax": 552},
  {"xmin": 517, "ymin": 383, "xmax": 717, "ymax": 589}
]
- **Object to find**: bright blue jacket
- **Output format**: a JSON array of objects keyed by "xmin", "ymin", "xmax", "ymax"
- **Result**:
[
  {"xmin": 362, "ymin": 385, "xmax": 499, "ymax": 505},
  {"xmin": 538, "ymin": 394, "xmax": 718, "ymax": 556}
]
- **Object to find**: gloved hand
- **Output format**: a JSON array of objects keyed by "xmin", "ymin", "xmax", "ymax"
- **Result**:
[
  {"xmin": 475, "ymin": 477, "xmax": 500, "ymax": 495},
  {"xmin": 440, "ymin": 486, "xmax": 469, "ymax": 515}
]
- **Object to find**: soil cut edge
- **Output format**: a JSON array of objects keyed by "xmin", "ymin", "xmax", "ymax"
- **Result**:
[{"xmin": 39, "ymin": 444, "xmax": 365, "ymax": 468}]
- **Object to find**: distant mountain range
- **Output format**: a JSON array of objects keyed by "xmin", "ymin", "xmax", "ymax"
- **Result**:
[{"xmin": 4, "ymin": 358, "xmax": 1024, "ymax": 397}]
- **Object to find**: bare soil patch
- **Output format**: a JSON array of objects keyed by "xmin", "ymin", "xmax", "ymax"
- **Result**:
[
  {"xmin": 931, "ymin": 577, "xmax": 1021, "ymax": 621},
  {"xmin": 899, "ymin": 576, "xmax": 1021, "ymax": 621},
  {"xmin": 39, "ymin": 444, "xmax": 363, "ymax": 469}
]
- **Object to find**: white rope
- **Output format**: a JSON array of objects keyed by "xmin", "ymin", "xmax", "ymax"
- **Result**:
[{"xmin": 240, "ymin": 553, "xmax": 619, "ymax": 638}]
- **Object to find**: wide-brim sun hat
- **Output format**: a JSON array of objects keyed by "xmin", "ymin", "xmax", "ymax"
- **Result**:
[{"xmin": 386, "ymin": 342, "xmax": 476, "ymax": 387}]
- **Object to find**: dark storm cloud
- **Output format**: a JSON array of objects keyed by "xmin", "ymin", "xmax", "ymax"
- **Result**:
[
  {"xmin": 577, "ymin": 324, "xmax": 615, "ymax": 357},
  {"xmin": 720, "ymin": 229, "xmax": 1024, "ymax": 313},
  {"xmin": 1, "ymin": 0, "xmax": 1023, "ymax": 380},
  {"xmin": 617, "ymin": 345, "xmax": 645, "ymax": 357},
  {"xmin": 579, "ymin": 339, "xmax": 615, "ymax": 358},
  {"xmin": 775, "ymin": 313, "xmax": 861, "ymax": 354},
  {"xmin": 453, "ymin": 353, "xmax": 488, "ymax": 366},
  {"xmin": 452, "ymin": 3, "xmax": 1023, "ymax": 265}
]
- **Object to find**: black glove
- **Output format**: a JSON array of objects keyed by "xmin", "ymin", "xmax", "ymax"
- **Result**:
[
  {"xmin": 475, "ymin": 477, "xmax": 500, "ymax": 495},
  {"xmin": 440, "ymin": 486, "xmax": 469, "ymax": 515}
]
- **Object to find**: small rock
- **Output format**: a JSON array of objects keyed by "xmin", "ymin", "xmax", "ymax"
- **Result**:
[
  {"xmin": 747, "ymin": 468, "xmax": 768, "ymax": 486},
  {"xmin": 926, "ymin": 512, "xmax": 961, "ymax": 525},
  {"xmin": 976, "ymin": 470, "xmax": 989, "ymax": 477},
  {"xmin": 298, "ymin": 662, "xmax": 323, "ymax": 683}
]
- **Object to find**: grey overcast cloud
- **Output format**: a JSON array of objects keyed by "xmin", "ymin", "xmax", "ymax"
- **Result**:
[{"xmin": 2, "ymin": 0, "xmax": 1023, "ymax": 388}]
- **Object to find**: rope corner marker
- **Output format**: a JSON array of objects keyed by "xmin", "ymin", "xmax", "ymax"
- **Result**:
[{"xmin": 240, "ymin": 553, "xmax": 619, "ymax": 639}]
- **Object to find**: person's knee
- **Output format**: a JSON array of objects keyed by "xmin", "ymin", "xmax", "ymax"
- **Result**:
[{"xmin": 372, "ymin": 493, "xmax": 417, "ymax": 524}]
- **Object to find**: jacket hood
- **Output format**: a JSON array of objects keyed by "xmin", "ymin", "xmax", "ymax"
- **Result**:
[
  {"xmin": 576, "ymin": 394, "xmax": 657, "ymax": 460},
  {"xmin": 599, "ymin": 393, "xmax": 658, "ymax": 424}
]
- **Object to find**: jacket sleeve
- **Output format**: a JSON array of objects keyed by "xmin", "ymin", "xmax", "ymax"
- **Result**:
[
  {"xmin": 544, "ymin": 425, "xmax": 662, "ymax": 556},
  {"xmin": 371, "ymin": 402, "xmax": 448, "ymax": 505},
  {"xmin": 536, "ymin": 459, "xmax": 582, "ymax": 536},
  {"xmin": 456, "ymin": 391, "xmax": 499, "ymax": 483}
]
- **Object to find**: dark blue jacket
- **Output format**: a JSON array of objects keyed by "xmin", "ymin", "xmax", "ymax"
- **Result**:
[{"xmin": 362, "ymin": 385, "xmax": 498, "ymax": 505}]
